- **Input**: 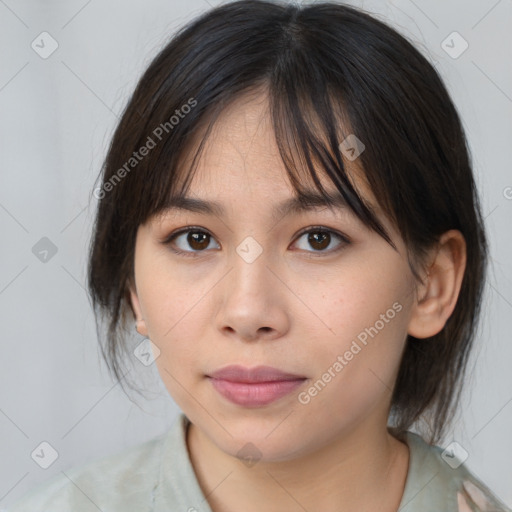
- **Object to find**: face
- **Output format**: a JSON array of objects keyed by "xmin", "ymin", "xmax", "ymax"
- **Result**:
[{"xmin": 130, "ymin": 90, "xmax": 421, "ymax": 462}]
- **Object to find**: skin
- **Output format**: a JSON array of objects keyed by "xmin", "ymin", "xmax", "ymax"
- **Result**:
[{"xmin": 129, "ymin": 89, "xmax": 467, "ymax": 512}]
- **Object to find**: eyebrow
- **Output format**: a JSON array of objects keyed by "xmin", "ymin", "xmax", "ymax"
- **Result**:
[{"xmin": 160, "ymin": 189, "xmax": 350, "ymax": 220}]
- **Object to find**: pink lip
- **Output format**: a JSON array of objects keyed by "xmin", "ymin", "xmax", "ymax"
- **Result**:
[{"xmin": 207, "ymin": 365, "xmax": 307, "ymax": 407}]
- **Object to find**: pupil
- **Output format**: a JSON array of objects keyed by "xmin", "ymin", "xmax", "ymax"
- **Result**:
[
  {"xmin": 189, "ymin": 232, "xmax": 208, "ymax": 250},
  {"xmin": 309, "ymin": 232, "xmax": 329, "ymax": 250}
]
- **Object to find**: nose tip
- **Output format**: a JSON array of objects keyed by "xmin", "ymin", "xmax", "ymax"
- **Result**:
[
  {"xmin": 223, "ymin": 323, "xmax": 277, "ymax": 342},
  {"xmin": 217, "ymin": 255, "xmax": 290, "ymax": 343}
]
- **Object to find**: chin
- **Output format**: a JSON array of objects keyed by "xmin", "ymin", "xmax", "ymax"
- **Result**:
[{"xmin": 205, "ymin": 414, "xmax": 309, "ymax": 461}]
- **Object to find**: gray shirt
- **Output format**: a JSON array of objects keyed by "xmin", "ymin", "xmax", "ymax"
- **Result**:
[{"xmin": 4, "ymin": 413, "xmax": 510, "ymax": 511}]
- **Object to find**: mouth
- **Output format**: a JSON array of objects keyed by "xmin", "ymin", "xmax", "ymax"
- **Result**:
[{"xmin": 206, "ymin": 365, "xmax": 307, "ymax": 407}]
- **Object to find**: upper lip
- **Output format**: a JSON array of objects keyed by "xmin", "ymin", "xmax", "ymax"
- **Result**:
[{"xmin": 208, "ymin": 365, "xmax": 306, "ymax": 383}]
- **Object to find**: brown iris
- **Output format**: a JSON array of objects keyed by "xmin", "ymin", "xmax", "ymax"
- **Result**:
[
  {"xmin": 308, "ymin": 231, "xmax": 330, "ymax": 251},
  {"xmin": 188, "ymin": 231, "xmax": 210, "ymax": 251}
]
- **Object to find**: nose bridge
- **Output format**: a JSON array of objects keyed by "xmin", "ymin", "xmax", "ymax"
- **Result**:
[
  {"xmin": 215, "ymin": 233, "xmax": 289, "ymax": 340},
  {"xmin": 230, "ymin": 234, "xmax": 273, "ymax": 300}
]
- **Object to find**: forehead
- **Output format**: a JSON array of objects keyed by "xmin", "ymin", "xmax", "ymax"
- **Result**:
[
  {"xmin": 171, "ymin": 89, "xmax": 377, "ymax": 210},
  {"xmin": 186, "ymin": 91, "xmax": 282, "ymax": 186}
]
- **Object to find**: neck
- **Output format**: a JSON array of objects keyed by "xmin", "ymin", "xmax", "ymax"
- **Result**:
[{"xmin": 186, "ymin": 414, "xmax": 410, "ymax": 512}]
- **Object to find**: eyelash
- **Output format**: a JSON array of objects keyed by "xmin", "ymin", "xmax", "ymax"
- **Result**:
[{"xmin": 160, "ymin": 225, "xmax": 351, "ymax": 258}]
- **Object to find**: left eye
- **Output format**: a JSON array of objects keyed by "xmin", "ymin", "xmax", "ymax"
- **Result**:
[
  {"xmin": 293, "ymin": 227, "xmax": 349, "ymax": 254},
  {"xmin": 162, "ymin": 226, "xmax": 350, "ymax": 257}
]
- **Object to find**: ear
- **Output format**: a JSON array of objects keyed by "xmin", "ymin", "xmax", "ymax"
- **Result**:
[
  {"xmin": 407, "ymin": 229, "xmax": 467, "ymax": 339},
  {"xmin": 129, "ymin": 283, "xmax": 148, "ymax": 337}
]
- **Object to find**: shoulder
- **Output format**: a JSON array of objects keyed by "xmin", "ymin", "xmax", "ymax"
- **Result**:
[
  {"xmin": 399, "ymin": 431, "xmax": 511, "ymax": 512},
  {"xmin": 4, "ymin": 430, "xmax": 169, "ymax": 512}
]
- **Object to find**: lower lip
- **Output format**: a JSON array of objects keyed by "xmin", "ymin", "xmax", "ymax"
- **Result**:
[{"xmin": 209, "ymin": 378, "xmax": 306, "ymax": 406}]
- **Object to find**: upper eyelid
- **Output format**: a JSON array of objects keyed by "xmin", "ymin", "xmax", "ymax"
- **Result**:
[{"xmin": 160, "ymin": 225, "xmax": 214, "ymax": 244}]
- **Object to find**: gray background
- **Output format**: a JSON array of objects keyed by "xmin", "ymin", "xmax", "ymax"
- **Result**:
[{"xmin": 0, "ymin": 0, "xmax": 511, "ymax": 508}]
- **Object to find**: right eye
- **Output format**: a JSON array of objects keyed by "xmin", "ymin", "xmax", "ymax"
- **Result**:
[{"xmin": 162, "ymin": 227, "xmax": 220, "ymax": 257}]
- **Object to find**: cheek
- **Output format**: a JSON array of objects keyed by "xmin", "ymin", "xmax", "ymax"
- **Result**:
[
  {"xmin": 134, "ymin": 262, "xmax": 208, "ymax": 387},
  {"xmin": 311, "ymin": 259, "xmax": 412, "ymax": 343},
  {"xmin": 144, "ymin": 273, "xmax": 210, "ymax": 412},
  {"xmin": 304, "ymin": 262, "xmax": 413, "ymax": 395},
  {"xmin": 137, "ymin": 253, "xmax": 214, "ymax": 340}
]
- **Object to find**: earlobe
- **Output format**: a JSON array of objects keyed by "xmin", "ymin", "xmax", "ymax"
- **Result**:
[
  {"xmin": 407, "ymin": 230, "xmax": 467, "ymax": 339},
  {"xmin": 129, "ymin": 286, "xmax": 148, "ymax": 337}
]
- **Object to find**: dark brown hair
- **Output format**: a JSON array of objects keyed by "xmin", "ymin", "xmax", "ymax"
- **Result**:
[{"xmin": 87, "ymin": 0, "xmax": 488, "ymax": 444}]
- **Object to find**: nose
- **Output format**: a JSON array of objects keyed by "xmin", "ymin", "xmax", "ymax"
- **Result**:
[{"xmin": 215, "ymin": 244, "xmax": 290, "ymax": 343}]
